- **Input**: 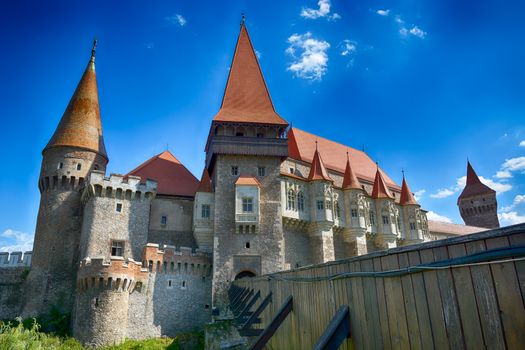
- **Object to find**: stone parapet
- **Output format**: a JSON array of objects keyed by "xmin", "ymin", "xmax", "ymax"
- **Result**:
[
  {"xmin": 142, "ymin": 243, "xmax": 213, "ymax": 275},
  {"xmin": 0, "ymin": 251, "xmax": 32, "ymax": 267},
  {"xmin": 82, "ymin": 171, "xmax": 157, "ymax": 203}
]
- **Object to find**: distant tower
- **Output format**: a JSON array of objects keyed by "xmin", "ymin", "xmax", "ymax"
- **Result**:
[
  {"xmin": 458, "ymin": 161, "xmax": 499, "ymax": 229},
  {"xmin": 23, "ymin": 41, "xmax": 109, "ymax": 316}
]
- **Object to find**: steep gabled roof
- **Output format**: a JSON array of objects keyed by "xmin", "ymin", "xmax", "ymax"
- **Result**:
[
  {"xmin": 45, "ymin": 42, "xmax": 107, "ymax": 159},
  {"xmin": 458, "ymin": 161, "xmax": 495, "ymax": 201},
  {"xmin": 196, "ymin": 169, "xmax": 213, "ymax": 193},
  {"xmin": 213, "ymin": 24, "xmax": 288, "ymax": 126},
  {"xmin": 400, "ymin": 175, "xmax": 418, "ymax": 205},
  {"xmin": 308, "ymin": 148, "xmax": 332, "ymax": 182},
  {"xmin": 235, "ymin": 174, "xmax": 261, "ymax": 186},
  {"xmin": 372, "ymin": 168, "xmax": 394, "ymax": 199},
  {"xmin": 342, "ymin": 154, "xmax": 361, "ymax": 190},
  {"xmin": 288, "ymin": 128, "xmax": 400, "ymax": 189},
  {"xmin": 128, "ymin": 151, "xmax": 199, "ymax": 197}
]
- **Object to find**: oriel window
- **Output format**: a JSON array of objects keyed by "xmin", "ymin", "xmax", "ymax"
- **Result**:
[
  {"xmin": 242, "ymin": 198, "xmax": 254, "ymax": 212},
  {"xmin": 201, "ymin": 204, "xmax": 210, "ymax": 218}
]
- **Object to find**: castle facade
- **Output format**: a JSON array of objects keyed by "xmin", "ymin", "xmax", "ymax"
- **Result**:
[{"xmin": 0, "ymin": 23, "xmax": 496, "ymax": 347}]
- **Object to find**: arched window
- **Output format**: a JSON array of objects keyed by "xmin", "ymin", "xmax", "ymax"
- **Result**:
[
  {"xmin": 297, "ymin": 191, "xmax": 305, "ymax": 212},
  {"xmin": 287, "ymin": 189, "xmax": 296, "ymax": 210}
]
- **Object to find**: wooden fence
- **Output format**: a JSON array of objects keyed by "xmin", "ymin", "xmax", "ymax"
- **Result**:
[{"xmin": 232, "ymin": 223, "xmax": 525, "ymax": 350}]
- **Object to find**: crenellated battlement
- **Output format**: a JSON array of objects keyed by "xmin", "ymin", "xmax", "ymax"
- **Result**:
[
  {"xmin": 81, "ymin": 171, "xmax": 157, "ymax": 203},
  {"xmin": 142, "ymin": 243, "xmax": 213, "ymax": 275},
  {"xmin": 39, "ymin": 174, "xmax": 87, "ymax": 192},
  {"xmin": 0, "ymin": 251, "xmax": 32, "ymax": 268},
  {"xmin": 77, "ymin": 256, "xmax": 148, "ymax": 293}
]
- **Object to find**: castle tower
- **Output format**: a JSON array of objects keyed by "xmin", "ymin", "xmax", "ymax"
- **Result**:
[
  {"xmin": 399, "ymin": 174, "xmax": 424, "ymax": 244},
  {"xmin": 458, "ymin": 161, "xmax": 499, "ymax": 228},
  {"xmin": 193, "ymin": 169, "xmax": 215, "ymax": 252},
  {"xmin": 23, "ymin": 41, "xmax": 109, "ymax": 316},
  {"xmin": 206, "ymin": 21, "xmax": 288, "ymax": 305},
  {"xmin": 371, "ymin": 168, "xmax": 398, "ymax": 249},
  {"xmin": 307, "ymin": 147, "xmax": 336, "ymax": 263},
  {"xmin": 341, "ymin": 154, "xmax": 368, "ymax": 256}
]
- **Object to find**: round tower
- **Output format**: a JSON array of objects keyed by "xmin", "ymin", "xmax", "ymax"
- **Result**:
[{"xmin": 23, "ymin": 41, "xmax": 109, "ymax": 316}]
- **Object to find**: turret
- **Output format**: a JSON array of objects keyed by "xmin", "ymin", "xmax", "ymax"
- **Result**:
[
  {"xmin": 457, "ymin": 161, "xmax": 499, "ymax": 228},
  {"xmin": 193, "ymin": 169, "xmax": 215, "ymax": 252},
  {"xmin": 23, "ymin": 40, "xmax": 109, "ymax": 316},
  {"xmin": 399, "ymin": 173, "xmax": 424, "ymax": 243},
  {"xmin": 371, "ymin": 167, "xmax": 398, "ymax": 249}
]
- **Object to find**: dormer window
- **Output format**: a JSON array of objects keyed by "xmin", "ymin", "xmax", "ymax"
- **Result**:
[{"xmin": 77, "ymin": 163, "xmax": 82, "ymax": 171}]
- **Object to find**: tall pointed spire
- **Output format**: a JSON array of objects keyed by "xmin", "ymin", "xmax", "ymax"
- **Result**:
[
  {"xmin": 308, "ymin": 147, "xmax": 332, "ymax": 181},
  {"xmin": 213, "ymin": 20, "xmax": 288, "ymax": 126},
  {"xmin": 197, "ymin": 168, "xmax": 213, "ymax": 193},
  {"xmin": 400, "ymin": 173, "xmax": 418, "ymax": 205},
  {"xmin": 44, "ymin": 39, "xmax": 107, "ymax": 159},
  {"xmin": 458, "ymin": 161, "xmax": 494, "ymax": 200},
  {"xmin": 372, "ymin": 168, "xmax": 393, "ymax": 199},
  {"xmin": 342, "ymin": 152, "xmax": 361, "ymax": 190}
]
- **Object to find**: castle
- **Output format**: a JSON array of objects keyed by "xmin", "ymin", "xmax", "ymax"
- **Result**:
[{"xmin": 0, "ymin": 22, "xmax": 498, "ymax": 347}]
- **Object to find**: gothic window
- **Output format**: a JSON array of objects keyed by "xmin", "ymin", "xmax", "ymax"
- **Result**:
[
  {"xmin": 382, "ymin": 215, "xmax": 389, "ymax": 225},
  {"xmin": 334, "ymin": 201, "xmax": 341, "ymax": 219},
  {"xmin": 326, "ymin": 199, "xmax": 332, "ymax": 209},
  {"xmin": 317, "ymin": 200, "xmax": 324, "ymax": 210},
  {"xmin": 287, "ymin": 189, "xmax": 296, "ymax": 210},
  {"xmin": 201, "ymin": 204, "xmax": 210, "ymax": 218},
  {"xmin": 161, "ymin": 216, "xmax": 167, "ymax": 225},
  {"xmin": 351, "ymin": 208, "xmax": 358, "ymax": 218},
  {"xmin": 297, "ymin": 191, "xmax": 305, "ymax": 212},
  {"xmin": 369, "ymin": 211, "xmax": 376, "ymax": 225},
  {"xmin": 116, "ymin": 203, "xmax": 122, "ymax": 212},
  {"xmin": 231, "ymin": 166, "xmax": 239, "ymax": 176},
  {"xmin": 111, "ymin": 241, "xmax": 124, "ymax": 257},
  {"xmin": 242, "ymin": 197, "xmax": 254, "ymax": 212},
  {"xmin": 258, "ymin": 166, "xmax": 266, "ymax": 177},
  {"xmin": 409, "ymin": 222, "xmax": 417, "ymax": 230}
]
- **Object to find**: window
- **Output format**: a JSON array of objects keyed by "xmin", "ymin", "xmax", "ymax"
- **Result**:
[
  {"xmin": 231, "ymin": 166, "xmax": 239, "ymax": 176},
  {"xmin": 111, "ymin": 241, "xmax": 124, "ymax": 257},
  {"xmin": 287, "ymin": 189, "xmax": 296, "ymax": 210},
  {"xmin": 181, "ymin": 281, "xmax": 186, "ymax": 289},
  {"xmin": 317, "ymin": 200, "xmax": 324, "ymax": 210},
  {"xmin": 326, "ymin": 200, "xmax": 332, "ymax": 209},
  {"xmin": 242, "ymin": 197, "xmax": 253, "ymax": 212},
  {"xmin": 382, "ymin": 215, "xmax": 389, "ymax": 225},
  {"xmin": 351, "ymin": 208, "xmax": 358, "ymax": 218},
  {"xmin": 245, "ymin": 242, "xmax": 250, "ymax": 249},
  {"xmin": 116, "ymin": 203, "xmax": 122, "ymax": 212},
  {"xmin": 161, "ymin": 216, "xmax": 167, "ymax": 225},
  {"xmin": 57, "ymin": 162, "xmax": 63, "ymax": 170},
  {"xmin": 297, "ymin": 192, "xmax": 305, "ymax": 212},
  {"xmin": 256, "ymin": 132, "xmax": 264, "ymax": 138},
  {"xmin": 410, "ymin": 222, "xmax": 417, "ymax": 230},
  {"xmin": 397, "ymin": 217, "xmax": 402, "ymax": 228},
  {"xmin": 77, "ymin": 163, "xmax": 82, "ymax": 171},
  {"xmin": 369, "ymin": 212, "xmax": 376, "ymax": 225},
  {"xmin": 289, "ymin": 167, "xmax": 295, "ymax": 174},
  {"xmin": 201, "ymin": 204, "xmax": 210, "ymax": 219},
  {"xmin": 236, "ymin": 132, "xmax": 244, "ymax": 136},
  {"xmin": 168, "ymin": 280, "xmax": 172, "ymax": 288},
  {"xmin": 334, "ymin": 201, "xmax": 341, "ymax": 219},
  {"xmin": 258, "ymin": 166, "xmax": 266, "ymax": 177},
  {"xmin": 94, "ymin": 164, "xmax": 99, "ymax": 170}
]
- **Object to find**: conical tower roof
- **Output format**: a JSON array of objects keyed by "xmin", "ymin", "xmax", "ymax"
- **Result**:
[
  {"xmin": 458, "ymin": 161, "xmax": 495, "ymax": 200},
  {"xmin": 342, "ymin": 154, "xmax": 361, "ymax": 190},
  {"xmin": 400, "ymin": 174, "xmax": 418, "ymax": 205},
  {"xmin": 308, "ymin": 146, "xmax": 332, "ymax": 182},
  {"xmin": 44, "ymin": 41, "xmax": 107, "ymax": 159},
  {"xmin": 197, "ymin": 169, "xmax": 213, "ymax": 193},
  {"xmin": 372, "ymin": 168, "xmax": 393, "ymax": 199},
  {"xmin": 213, "ymin": 23, "xmax": 288, "ymax": 126}
]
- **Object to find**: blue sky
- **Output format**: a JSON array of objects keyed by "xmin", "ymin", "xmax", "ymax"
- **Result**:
[{"xmin": 1, "ymin": 0, "xmax": 524, "ymax": 251}]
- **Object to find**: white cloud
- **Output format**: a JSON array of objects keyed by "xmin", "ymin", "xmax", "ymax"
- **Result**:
[
  {"xmin": 376, "ymin": 9, "xmax": 390, "ymax": 16},
  {"xmin": 340, "ymin": 40, "xmax": 357, "ymax": 56},
  {"xmin": 498, "ymin": 211, "xmax": 525, "ymax": 226},
  {"xmin": 145, "ymin": 42, "xmax": 154, "ymax": 49},
  {"xmin": 430, "ymin": 188, "xmax": 455, "ymax": 199},
  {"xmin": 520, "ymin": 140, "xmax": 525, "ymax": 147},
  {"xmin": 286, "ymin": 32, "xmax": 330, "ymax": 81},
  {"xmin": 501, "ymin": 156, "xmax": 525, "ymax": 172},
  {"xmin": 166, "ymin": 14, "xmax": 186, "ymax": 26},
  {"xmin": 301, "ymin": 0, "xmax": 341, "ymax": 20},
  {"xmin": 0, "ymin": 229, "xmax": 34, "ymax": 253},
  {"xmin": 495, "ymin": 170, "xmax": 512, "ymax": 179},
  {"xmin": 395, "ymin": 15, "xmax": 405, "ymax": 24},
  {"xmin": 500, "ymin": 194, "xmax": 525, "ymax": 212},
  {"xmin": 414, "ymin": 189, "xmax": 426, "ymax": 201},
  {"xmin": 456, "ymin": 175, "xmax": 512, "ymax": 195},
  {"xmin": 255, "ymin": 50, "xmax": 262, "ymax": 60},
  {"xmin": 400, "ymin": 25, "xmax": 427, "ymax": 39},
  {"xmin": 427, "ymin": 211, "xmax": 453, "ymax": 223}
]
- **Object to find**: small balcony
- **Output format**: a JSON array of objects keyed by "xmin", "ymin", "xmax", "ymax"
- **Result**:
[{"xmin": 236, "ymin": 213, "xmax": 258, "ymax": 223}]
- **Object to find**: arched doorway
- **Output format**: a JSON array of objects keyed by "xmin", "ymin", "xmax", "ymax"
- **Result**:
[{"xmin": 234, "ymin": 270, "xmax": 256, "ymax": 280}]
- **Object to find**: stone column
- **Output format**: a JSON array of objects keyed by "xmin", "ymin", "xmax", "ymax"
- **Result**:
[{"xmin": 308, "ymin": 222, "xmax": 335, "ymax": 263}]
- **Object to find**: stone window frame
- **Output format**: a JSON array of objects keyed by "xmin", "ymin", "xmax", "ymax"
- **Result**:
[
  {"xmin": 110, "ymin": 240, "xmax": 124, "ymax": 257},
  {"xmin": 297, "ymin": 191, "xmax": 305, "ymax": 212},
  {"xmin": 242, "ymin": 197, "xmax": 254, "ymax": 213},
  {"xmin": 351, "ymin": 208, "xmax": 358, "ymax": 218},
  {"xmin": 115, "ymin": 203, "xmax": 123, "ymax": 213},
  {"xmin": 316, "ymin": 200, "xmax": 324, "ymax": 211},
  {"xmin": 287, "ymin": 189, "xmax": 296, "ymax": 211},
  {"xmin": 231, "ymin": 166, "xmax": 239, "ymax": 176},
  {"xmin": 160, "ymin": 215, "xmax": 167, "ymax": 226},
  {"xmin": 369, "ymin": 211, "xmax": 376, "ymax": 225},
  {"xmin": 76, "ymin": 163, "xmax": 82, "ymax": 171},
  {"xmin": 181, "ymin": 280, "xmax": 187, "ymax": 290},
  {"xmin": 334, "ymin": 201, "xmax": 341, "ymax": 219},
  {"xmin": 57, "ymin": 162, "xmax": 64, "ymax": 170},
  {"xmin": 409, "ymin": 222, "xmax": 417, "ymax": 231},
  {"xmin": 382, "ymin": 215, "xmax": 389, "ymax": 225},
  {"xmin": 201, "ymin": 204, "xmax": 211, "ymax": 219},
  {"xmin": 167, "ymin": 279, "xmax": 173, "ymax": 289},
  {"xmin": 258, "ymin": 166, "xmax": 266, "ymax": 177}
]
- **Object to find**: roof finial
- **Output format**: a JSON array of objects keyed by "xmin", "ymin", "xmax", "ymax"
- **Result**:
[
  {"xmin": 402, "ymin": 169, "xmax": 405, "ymax": 178},
  {"xmin": 346, "ymin": 149, "xmax": 349, "ymax": 160},
  {"xmin": 376, "ymin": 161, "xmax": 379, "ymax": 170},
  {"xmin": 90, "ymin": 38, "xmax": 97, "ymax": 62},
  {"xmin": 315, "ymin": 139, "xmax": 318, "ymax": 151},
  {"xmin": 240, "ymin": 13, "xmax": 246, "ymax": 26}
]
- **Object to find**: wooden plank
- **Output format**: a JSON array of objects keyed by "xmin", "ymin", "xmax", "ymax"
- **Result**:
[
  {"xmin": 373, "ymin": 256, "xmax": 392, "ymax": 350},
  {"xmin": 485, "ymin": 236, "xmax": 525, "ymax": 350},
  {"xmin": 360, "ymin": 258, "xmax": 384, "ymax": 349},
  {"xmin": 398, "ymin": 253, "xmax": 422, "ymax": 350},
  {"xmin": 419, "ymin": 248, "xmax": 449, "ymax": 350},
  {"xmin": 432, "ymin": 246, "xmax": 465, "ymax": 350},
  {"xmin": 447, "ymin": 243, "xmax": 485, "ymax": 350},
  {"xmin": 464, "ymin": 240, "xmax": 506, "ymax": 350},
  {"xmin": 508, "ymin": 232, "xmax": 525, "ymax": 306},
  {"xmin": 407, "ymin": 250, "xmax": 434, "ymax": 350},
  {"xmin": 349, "ymin": 260, "xmax": 369, "ymax": 349}
]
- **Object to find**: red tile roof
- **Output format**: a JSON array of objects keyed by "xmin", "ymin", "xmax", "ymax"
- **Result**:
[
  {"xmin": 372, "ymin": 168, "xmax": 394, "ymax": 199},
  {"xmin": 45, "ymin": 51, "xmax": 107, "ymax": 159},
  {"xmin": 235, "ymin": 175, "xmax": 261, "ymax": 186},
  {"xmin": 308, "ymin": 148, "xmax": 333, "ymax": 182},
  {"xmin": 428, "ymin": 220, "xmax": 487, "ymax": 236},
  {"xmin": 196, "ymin": 169, "xmax": 213, "ymax": 193},
  {"xmin": 213, "ymin": 24, "xmax": 288, "ymax": 126},
  {"xmin": 400, "ymin": 176, "xmax": 418, "ymax": 205},
  {"xmin": 342, "ymin": 155, "xmax": 361, "ymax": 190},
  {"xmin": 458, "ymin": 161, "xmax": 495, "ymax": 201},
  {"xmin": 288, "ymin": 128, "xmax": 400, "ymax": 189},
  {"xmin": 128, "ymin": 151, "xmax": 199, "ymax": 197}
]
